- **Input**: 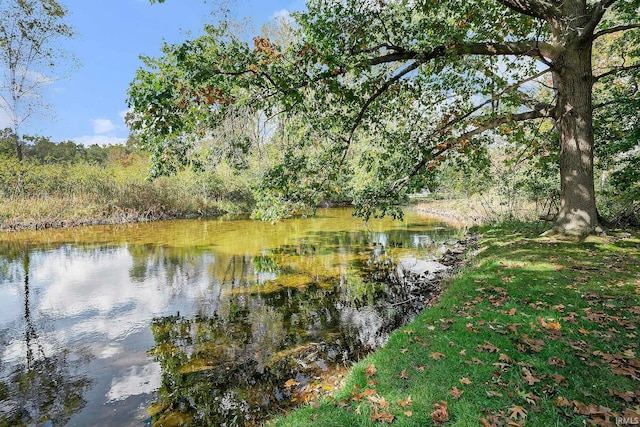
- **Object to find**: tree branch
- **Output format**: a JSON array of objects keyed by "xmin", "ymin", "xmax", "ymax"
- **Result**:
[
  {"xmin": 434, "ymin": 67, "xmax": 554, "ymax": 140},
  {"xmin": 594, "ymin": 63, "xmax": 640, "ymax": 81},
  {"xmin": 459, "ymin": 108, "xmax": 553, "ymax": 140},
  {"xmin": 338, "ymin": 61, "xmax": 422, "ymax": 161},
  {"xmin": 495, "ymin": 0, "xmax": 559, "ymax": 20},
  {"xmin": 592, "ymin": 23, "xmax": 640, "ymax": 41},
  {"xmin": 369, "ymin": 40, "xmax": 556, "ymax": 66},
  {"xmin": 391, "ymin": 107, "xmax": 554, "ymax": 192},
  {"xmin": 582, "ymin": 0, "xmax": 622, "ymax": 41},
  {"xmin": 349, "ymin": 62, "xmax": 421, "ymax": 136}
]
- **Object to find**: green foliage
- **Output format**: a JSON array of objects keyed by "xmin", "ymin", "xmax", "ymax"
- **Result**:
[
  {"xmin": 129, "ymin": 1, "xmax": 548, "ymax": 220},
  {"xmin": 133, "ymin": 0, "xmax": 639, "ymax": 231},
  {"xmin": 592, "ymin": 35, "xmax": 640, "ymax": 225}
]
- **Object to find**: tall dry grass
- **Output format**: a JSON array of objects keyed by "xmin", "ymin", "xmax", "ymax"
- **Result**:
[{"xmin": 0, "ymin": 157, "xmax": 253, "ymax": 230}]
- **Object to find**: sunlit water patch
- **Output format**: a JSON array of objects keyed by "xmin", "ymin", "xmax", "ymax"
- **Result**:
[{"xmin": 0, "ymin": 208, "xmax": 462, "ymax": 426}]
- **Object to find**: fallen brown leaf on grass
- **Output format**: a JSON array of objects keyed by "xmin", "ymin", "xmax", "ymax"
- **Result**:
[
  {"xmin": 573, "ymin": 401, "xmax": 611, "ymax": 416},
  {"xmin": 507, "ymin": 405, "xmax": 527, "ymax": 420},
  {"xmin": 608, "ymin": 389, "xmax": 639, "ymax": 403},
  {"xmin": 471, "ymin": 357, "xmax": 485, "ymax": 365},
  {"xmin": 430, "ymin": 400, "xmax": 450, "ymax": 424},
  {"xmin": 538, "ymin": 316, "xmax": 561, "ymax": 330},
  {"xmin": 365, "ymin": 364, "xmax": 377, "ymax": 378},
  {"xmin": 430, "ymin": 352, "xmax": 447, "ymax": 360},
  {"xmin": 620, "ymin": 408, "xmax": 640, "ymax": 421},
  {"xmin": 480, "ymin": 416, "xmax": 497, "ymax": 427},
  {"xmin": 450, "ymin": 386, "xmax": 463, "ymax": 399},
  {"xmin": 367, "ymin": 394, "xmax": 390, "ymax": 410},
  {"xmin": 370, "ymin": 406, "xmax": 395, "ymax": 424},
  {"xmin": 548, "ymin": 356, "xmax": 565, "ymax": 367},
  {"xmin": 351, "ymin": 387, "xmax": 377, "ymax": 401},
  {"xmin": 521, "ymin": 367, "xmax": 540, "ymax": 386},
  {"xmin": 476, "ymin": 341, "xmax": 500, "ymax": 353},
  {"xmin": 398, "ymin": 395, "xmax": 412, "ymax": 407}
]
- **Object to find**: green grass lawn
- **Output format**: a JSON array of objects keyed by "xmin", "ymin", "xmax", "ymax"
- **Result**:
[{"xmin": 267, "ymin": 223, "xmax": 640, "ymax": 426}]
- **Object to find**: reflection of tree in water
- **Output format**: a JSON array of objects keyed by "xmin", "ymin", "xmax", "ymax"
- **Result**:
[
  {"xmin": 148, "ymin": 237, "xmax": 438, "ymax": 427},
  {"xmin": 128, "ymin": 244, "xmax": 218, "ymax": 286},
  {"xmin": 0, "ymin": 252, "xmax": 92, "ymax": 427}
]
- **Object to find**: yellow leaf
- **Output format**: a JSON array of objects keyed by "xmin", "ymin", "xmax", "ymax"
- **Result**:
[{"xmin": 547, "ymin": 321, "xmax": 562, "ymax": 330}]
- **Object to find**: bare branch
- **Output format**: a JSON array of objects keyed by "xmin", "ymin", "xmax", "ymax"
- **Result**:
[{"xmin": 594, "ymin": 63, "xmax": 640, "ymax": 81}]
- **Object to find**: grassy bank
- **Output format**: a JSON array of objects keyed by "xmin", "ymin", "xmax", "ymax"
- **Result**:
[
  {"xmin": 269, "ymin": 223, "xmax": 640, "ymax": 426},
  {"xmin": 0, "ymin": 158, "xmax": 253, "ymax": 230}
]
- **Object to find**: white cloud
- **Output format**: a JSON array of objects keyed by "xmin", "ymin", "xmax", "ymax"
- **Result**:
[
  {"xmin": 74, "ymin": 134, "xmax": 127, "ymax": 147},
  {"xmin": 118, "ymin": 109, "xmax": 130, "ymax": 122},
  {"xmin": 271, "ymin": 8, "xmax": 291, "ymax": 22},
  {"xmin": 106, "ymin": 362, "xmax": 162, "ymax": 402},
  {"xmin": 0, "ymin": 109, "xmax": 11, "ymax": 129},
  {"xmin": 92, "ymin": 118, "xmax": 116, "ymax": 134}
]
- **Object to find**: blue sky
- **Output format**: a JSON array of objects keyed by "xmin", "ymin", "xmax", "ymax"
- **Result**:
[{"xmin": 8, "ymin": 0, "xmax": 303, "ymax": 146}]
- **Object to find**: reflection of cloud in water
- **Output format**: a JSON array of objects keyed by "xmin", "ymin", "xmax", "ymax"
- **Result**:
[
  {"xmin": 0, "ymin": 284, "xmax": 21, "ymax": 325},
  {"xmin": 0, "ymin": 245, "xmax": 226, "ymax": 425},
  {"xmin": 106, "ymin": 362, "xmax": 162, "ymax": 402},
  {"xmin": 1, "ymin": 337, "xmax": 57, "ymax": 365},
  {"xmin": 340, "ymin": 307, "xmax": 386, "ymax": 349},
  {"xmin": 99, "ymin": 344, "xmax": 122, "ymax": 359},
  {"xmin": 33, "ymin": 247, "xmax": 214, "ymax": 342}
]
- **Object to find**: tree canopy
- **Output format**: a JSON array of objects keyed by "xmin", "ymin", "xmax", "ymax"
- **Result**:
[{"xmin": 128, "ymin": 0, "xmax": 640, "ymax": 234}]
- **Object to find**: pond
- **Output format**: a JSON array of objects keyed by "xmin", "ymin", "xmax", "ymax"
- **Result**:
[{"xmin": 0, "ymin": 208, "xmax": 462, "ymax": 426}]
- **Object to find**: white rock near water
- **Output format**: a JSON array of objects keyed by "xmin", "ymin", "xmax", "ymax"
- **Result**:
[{"xmin": 396, "ymin": 257, "xmax": 450, "ymax": 283}]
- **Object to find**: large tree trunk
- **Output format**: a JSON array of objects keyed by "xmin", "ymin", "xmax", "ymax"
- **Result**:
[{"xmin": 549, "ymin": 6, "xmax": 599, "ymax": 236}]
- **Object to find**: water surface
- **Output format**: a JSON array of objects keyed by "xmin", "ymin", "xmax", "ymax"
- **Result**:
[{"xmin": 0, "ymin": 208, "xmax": 461, "ymax": 426}]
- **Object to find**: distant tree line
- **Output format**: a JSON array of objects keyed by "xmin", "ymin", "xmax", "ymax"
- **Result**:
[{"xmin": 0, "ymin": 128, "xmax": 139, "ymax": 165}]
